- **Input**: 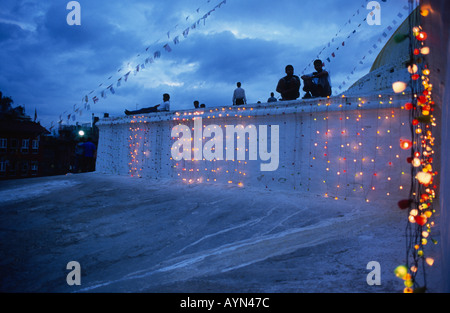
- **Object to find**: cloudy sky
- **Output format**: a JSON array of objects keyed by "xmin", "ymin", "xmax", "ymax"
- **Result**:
[{"xmin": 0, "ymin": 0, "xmax": 412, "ymax": 130}]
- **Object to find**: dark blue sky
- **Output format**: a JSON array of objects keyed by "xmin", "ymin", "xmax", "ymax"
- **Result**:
[{"xmin": 0, "ymin": 0, "xmax": 411, "ymax": 130}]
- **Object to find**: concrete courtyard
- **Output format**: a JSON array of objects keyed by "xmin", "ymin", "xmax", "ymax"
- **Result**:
[{"xmin": 0, "ymin": 173, "xmax": 443, "ymax": 293}]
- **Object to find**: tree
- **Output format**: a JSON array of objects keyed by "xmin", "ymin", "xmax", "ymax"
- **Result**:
[{"xmin": 0, "ymin": 91, "xmax": 14, "ymax": 114}]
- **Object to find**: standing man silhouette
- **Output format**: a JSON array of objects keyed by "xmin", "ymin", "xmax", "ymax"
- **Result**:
[{"xmin": 232, "ymin": 82, "xmax": 247, "ymax": 105}]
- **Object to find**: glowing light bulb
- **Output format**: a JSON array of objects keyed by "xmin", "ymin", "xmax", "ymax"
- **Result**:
[
  {"xmin": 404, "ymin": 102, "xmax": 413, "ymax": 110},
  {"xmin": 420, "ymin": 47, "xmax": 430, "ymax": 55},
  {"xmin": 408, "ymin": 64, "xmax": 418, "ymax": 74},
  {"xmin": 394, "ymin": 265, "xmax": 408, "ymax": 279},
  {"xmin": 420, "ymin": 8, "xmax": 429, "ymax": 17},
  {"xmin": 417, "ymin": 31, "xmax": 427, "ymax": 41},
  {"xmin": 400, "ymin": 139, "xmax": 412, "ymax": 150},
  {"xmin": 392, "ymin": 81, "xmax": 407, "ymax": 93},
  {"xmin": 412, "ymin": 158, "xmax": 421, "ymax": 167},
  {"xmin": 416, "ymin": 171, "xmax": 432, "ymax": 185}
]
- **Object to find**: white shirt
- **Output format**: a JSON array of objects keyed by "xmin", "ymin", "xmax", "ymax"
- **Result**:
[
  {"xmin": 232, "ymin": 87, "xmax": 247, "ymax": 104},
  {"xmin": 307, "ymin": 70, "xmax": 332, "ymax": 87},
  {"xmin": 159, "ymin": 100, "xmax": 170, "ymax": 111}
]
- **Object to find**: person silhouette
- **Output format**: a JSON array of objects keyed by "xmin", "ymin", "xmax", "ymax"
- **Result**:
[
  {"xmin": 267, "ymin": 92, "xmax": 277, "ymax": 103},
  {"xmin": 232, "ymin": 82, "xmax": 247, "ymax": 105},
  {"xmin": 276, "ymin": 65, "xmax": 301, "ymax": 101},
  {"xmin": 301, "ymin": 59, "xmax": 332, "ymax": 98},
  {"xmin": 125, "ymin": 93, "xmax": 170, "ymax": 115}
]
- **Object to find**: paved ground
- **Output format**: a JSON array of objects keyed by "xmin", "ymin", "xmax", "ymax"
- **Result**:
[{"xmin": 0, "ymin": 173, "xmax": 443, "ymax": 293}]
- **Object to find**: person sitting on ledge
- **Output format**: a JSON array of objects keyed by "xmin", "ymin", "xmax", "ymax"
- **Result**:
[
  {"xmin": 125, "ymin": 93, "xmax": 170, "ymax": 115},
  {"xmin": 301, "ymin": 60, "xmax": 332, "ymax": 99},
  {"xmin": 276, "ymin": 65, "xmax": 301, "ymax": 101}
]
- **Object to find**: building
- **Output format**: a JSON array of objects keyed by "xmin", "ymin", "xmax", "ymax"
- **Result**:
[
  {"xmin": 51, "ymin": 121, "xmax": 99, "ymax": 174},
  {"xmin": 0, "ymin": 113, "xmax": 50, "ymax": 180}
]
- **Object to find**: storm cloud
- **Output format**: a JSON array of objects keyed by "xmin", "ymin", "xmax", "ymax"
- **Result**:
[{"xmin": 0, "ymin": 0, "xmax": 410, "ymax": 129}]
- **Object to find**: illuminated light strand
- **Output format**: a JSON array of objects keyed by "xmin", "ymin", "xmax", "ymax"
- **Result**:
[
  {"xmin": 306, "ymin": 94, "xmax": 408, "ymax": 201},
  {"xmin": 395, "ymin": 4, "xmax": 438, "ymax": 293},
  {"xmin": 99, "ymin": 93, "xmax": 412, "ymax": 196}
]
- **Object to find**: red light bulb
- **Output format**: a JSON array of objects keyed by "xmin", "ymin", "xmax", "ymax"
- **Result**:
[
  {"xmin": 416, "ymin": 32, "xmax": 428, "ymax": 41},
  {"xmin": 400, "ymin": 139, "xmax": 413, "ymax": 150},
  {"xmin": 418, "ymin": 95, "xmax": 427, "ymax": 104}
]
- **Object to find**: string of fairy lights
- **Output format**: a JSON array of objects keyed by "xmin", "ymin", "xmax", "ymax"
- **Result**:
[
  {"xmin": 96, "ymin": 92, "xmax": 412, "ymax": 204},
  {"xmin": 306, "ymin": 95, "xmax": 410, "ymax": 201},
  {"xmin": 393, "ymin": 1, "xmax": 438, "ymax": 293},
  {"xmin": 95, "ymin": 1, "xmax": 441, "ymax": 294}
]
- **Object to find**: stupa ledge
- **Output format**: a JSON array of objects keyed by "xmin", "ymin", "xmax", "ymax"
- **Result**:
[{"xmin": 97, "ymin": 92, "xmax": 412, "ymax": 126}]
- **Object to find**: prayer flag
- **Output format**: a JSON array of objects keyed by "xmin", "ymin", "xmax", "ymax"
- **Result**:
[{"xmin": 124, "ymin": 71, "xmax": 131, "ymax": 82}]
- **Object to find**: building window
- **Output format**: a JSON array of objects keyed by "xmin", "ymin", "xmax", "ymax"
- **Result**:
[
  {"xmin": 32, "ymin": 139, "xmax": 39, "ymax": 153},
  {"xmin": 0, "ymin": 138, "xmax": 6, "ymax": 152},
  {"xmin": 8, "ymin": 161, "xmax": 16, "ymax": 177},
  {"xmin": 21, "ymin": 139, "xmax": 29, "ymax": 153},
  {"xmin": 10, "ymin": 139, "xmax": 18, "ymax": 151},
  {"xmin": 31, "ymin": 161, "xmax": 38, "ymax": 175},
  {"xmin": 0, "ymin": 161, "xmax": 6, "ymax": 173},
  {"xmin": 21, "ymin": 161, "xmax": 29, "ymax": 176}
]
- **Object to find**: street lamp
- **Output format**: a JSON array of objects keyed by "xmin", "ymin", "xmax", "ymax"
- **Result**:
[{"xmin": 78, "ymin": 130, "xmax": 85, "ymax": 137}]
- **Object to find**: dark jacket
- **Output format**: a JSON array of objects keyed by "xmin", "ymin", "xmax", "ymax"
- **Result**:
[{"xmin": 276, "ymin": 75, "xmax": 301, "ymax": 100}]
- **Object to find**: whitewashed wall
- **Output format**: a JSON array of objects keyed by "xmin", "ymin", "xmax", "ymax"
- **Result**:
[{"xmin": 96, "ymin": 93, "xmax": 412, "ymax": 202}]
